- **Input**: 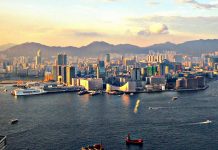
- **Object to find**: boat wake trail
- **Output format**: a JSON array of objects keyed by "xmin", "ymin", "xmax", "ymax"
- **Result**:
[
  {"xmin": 180, "ymin": 120, "xmax": 213, "ymax": 126},
  {"xmin": 148, "ymin": 106, "xmax": 175, "ymax": 110},
  {"xmin": 190, "ymin": 120, "xmax": 212, "ymax": 125}
]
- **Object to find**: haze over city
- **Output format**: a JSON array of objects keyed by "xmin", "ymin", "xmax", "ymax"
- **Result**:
[{"xmin": 1, "ymin": 0, "xmax": 218, "ymax": 46}]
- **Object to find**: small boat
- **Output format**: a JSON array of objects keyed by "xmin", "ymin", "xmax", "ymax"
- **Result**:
[
  {"xmin": 130, "ymin": 93, "xmax": 134, "ymax": 96},
  {"xmin": 78, "ymin": 90, "xmax": 88, "ymax": 95},
  {"xmin": 81, "ymin": 144, "xmax": 104, "ymax": 150},
  {"xmin": 203, "ymin": 120, "xmax": 212, "ymax": 124},
  {"xmin": 126, "ymin": 133, "xmax": 143, "ymax": 145},
  {"xmin": 89, "ymin": 91, "xmax": 100, "ymax": 96},
  {"xmin": 11, "ymin": 119, "xmax": 18, "ymax": 125},
  {"xmin": 148, "ymin": 107, "xmax": 152, "ymax": 110},
  {"xmin": 107, "ymin": 91, "xmax": 123, "ymax": 95},
  {"xmin": 172, "ymin": 96, "xmax": 178, "ymax": 101}
]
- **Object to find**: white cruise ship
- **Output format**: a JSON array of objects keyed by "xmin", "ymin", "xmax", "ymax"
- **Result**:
[{"xmin": 11, "ymin": 87, "xmax": 47, "ymax": 96}]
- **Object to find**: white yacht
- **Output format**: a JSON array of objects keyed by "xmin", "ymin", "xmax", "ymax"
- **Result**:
[{"xmin": 11, "ymin": 87, "xmax": 47, "ymax": 96}]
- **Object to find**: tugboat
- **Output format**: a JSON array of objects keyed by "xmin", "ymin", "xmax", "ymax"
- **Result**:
[
  {"xmin": 81, "ymin": 144, "xmax": 104, "ymax": 150},
  {"xmin": 11, "ymin": 119, "xmax": 18, "ymax": 125},
  {"xmin": 126, "ymin": 133, "xmax": 143, "ymax": 145}
]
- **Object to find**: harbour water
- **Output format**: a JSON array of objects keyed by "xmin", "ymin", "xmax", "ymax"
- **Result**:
[{"xmin": 1, "ymin": 80, "xmax": 218, "ymax": 150}]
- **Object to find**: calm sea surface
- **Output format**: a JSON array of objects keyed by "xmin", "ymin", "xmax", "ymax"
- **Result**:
[{"xmin": 1, "ymin": 81, "xmax": 218, "ymax": 150}]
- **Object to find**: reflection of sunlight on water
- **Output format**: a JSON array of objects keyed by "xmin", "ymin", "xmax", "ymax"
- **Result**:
[
  {"xmin": 12, "ymin": 96, "xmax": 18, "ymax": 103},
  {"xmin": 79, "ymin": 94, "xmax": 90, "ymax": 105},
  {"xmin": 121, "ymin": 94, "xmax": 130, "ymax": 107},
  {"xmin": 134, "ymin": 100, "xmax": 140, "ymax": 113}
]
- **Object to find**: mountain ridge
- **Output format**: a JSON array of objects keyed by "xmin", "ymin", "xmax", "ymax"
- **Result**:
[{"xmin": 1, "ymin": 39, "xmax": 218, "ymax": 57}]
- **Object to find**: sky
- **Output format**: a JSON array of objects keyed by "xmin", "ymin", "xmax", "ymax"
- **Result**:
[{"xmin": 0, "ymin": 0, "xmax": 218, "ymax": 47}]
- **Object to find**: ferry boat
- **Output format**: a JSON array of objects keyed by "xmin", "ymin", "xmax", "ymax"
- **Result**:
[
  {"xmin": 11, "ymin": 87, "xmax": 47, "ymax": 96},
  {"xmin": 81, "ymin": 144, "xmax": 104, "ymax": 150},
  {"xmin": 126, "ymin": 133, "xmax": 143, "ymax": 145}
]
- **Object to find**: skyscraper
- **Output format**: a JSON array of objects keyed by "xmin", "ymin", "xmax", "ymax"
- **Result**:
[
  {"xmin": 97, "ymin": 60, "xmax": 105, "ymax": 79},
  {"xmin": 105, "ymin": 53, "xmax": 110, "ymax": 65},
  {"xmin": 130, "ymin": 68, "xmax": 141, "ymax": 81},
  {"xmin": 57, "ymin": 53, "xmax": 67, "ymax": 66},
  {"xmin": 66, "ymin": 66, "xmax": 76, "ymax": 85},
  {"xmin": 35, "ymin": 49, "xmax": 41, "ymax": 66},
  {"xmin": 61, "ymin": 66, "xmax": 67, "ymax": 84}
]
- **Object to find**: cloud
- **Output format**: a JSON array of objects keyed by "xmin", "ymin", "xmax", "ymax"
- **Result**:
[
  {"xmin": 74, "ymin": 31, "xmax": 104, "ymax": 37},
  {"xmin": 149, "ymin": 2, "xmax": 160, "ymax": 5},
  {"xmin": 147, "ymin": 0, "xmax": 160, "ymax": 6},
  {"xmin": 177, "ymin": 0, "xmax": 218, "ymax": 9},
  {"xmin": 138, "ymin": 23, "xmax": 169, "ymax": 36},
  {"xmin": 129, "ymin": 15, "xmax": 218, "ymax": 36},
  {"xmin": 149, "ymin": 23, "xmax": 168, "ymax": 34},
  {"xmin": 59, "ymin": 29, "xmax": 105, "ymax": 37}
]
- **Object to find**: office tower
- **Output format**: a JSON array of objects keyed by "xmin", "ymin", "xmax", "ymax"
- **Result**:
[
  {"xmin": 208, "ymin": 56, "xmax": 218, "ymax": 68},
  {"xmin": 105, "ymin": 53, "xmax": 110, "ymax": 65},
  {"xmin": 158, "ymin": 63, "xmax": 166, "ymax": 76},
  {"xmin": 88, "ymin": 65, "xmax": 94, "ymax": 74},
  {"xmin": 121, "ymin": 55, "xmax": 125, "ymax": 65},
  {"xmin": 57, "ymin": 65, "xmax": 62, "ymax": 76},
  {"xmin": 57, "ymin": 53, "xmax": 67, "ymax": 65},
  {"xmin": 66, "ymin": 66, "xmax": 76, "ymax": 85},
  {"xmin": 97, "ymin": 60, "xmax": 105, "ymax": 79},
  {"xmin": 130, "ymin": 68, "xmax": 141, "ymax": 81},
  {"xmin": 61, "ymin": 66, "xmax": 67, "ymax": 84},
  {"xmin": 146, "ymin": 53, "xmax": 165, "ymax": 63},
  {"xmin": 35, "ymin": 49, "xmax": 41, "ymax": 66},
  {"xmin": 52, "ymin": 65, "xmax": 57, "ymax": 81},
  {"xmin": 146, "ymin": 66, "xmax": 153, "ymax": 77},
  {"xmin": 141, "ymin": 67, "xmax": 147, "ymax": 80}
]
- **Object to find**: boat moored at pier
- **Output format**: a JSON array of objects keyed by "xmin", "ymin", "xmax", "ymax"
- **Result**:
[
  {"xmin": 11, "ymin": 87, "xmax": 47, "ymax": 96},
  {"xmin": 43, "ymin": 84, "xmax": 81, "ymax": 93},
  {"xmin": 78, "ymin": 90, "xmax": 89, "ymax": 95},
  {"xmin": 89, "ymin": 91, "xmax": 101, "ymax": 96}
]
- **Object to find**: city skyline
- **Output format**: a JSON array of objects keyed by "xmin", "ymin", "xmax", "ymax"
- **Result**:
[{"xmin": 1, "ymin": 0, "xmax": 218, "ymax": 47}]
